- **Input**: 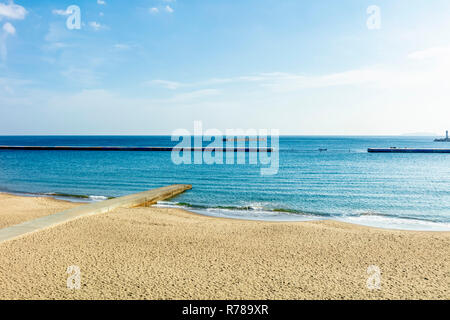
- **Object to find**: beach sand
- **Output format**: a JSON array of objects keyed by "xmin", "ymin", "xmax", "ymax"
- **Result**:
[
  {"xmin": 0, "ymin": 193, "xmax": 448, "ymax": 300},
  {"xmin": 0, "ymin": 193, "xmax": 79, "ymax": 229}
]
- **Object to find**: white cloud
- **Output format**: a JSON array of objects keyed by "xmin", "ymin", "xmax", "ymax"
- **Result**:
[
  {"xmin": 0, "ymin": 2, "xmax": 25, "ymax": 61},
  {"xmin": 0, "ymin": 42, "xmax": 6, "ymax": 61},
  {"xmin": 150, "ymin": 4, "xmax": 175, "ymax": 14},
  {"xmin": 0, "ymin": 1, "xmax": 27, "ymax": 20},
  {"xmin": 89, "ymin": 21, "xmax": 107, "ymax": 31},
  {"xmin": 3, "ymin": 22, "xmax": 15, "ymax": 35},
  {"xmin": 52, "ymin": 9, "xmax": 71, "ymax": 16},
  {"xmin": 145, "ymin": 77, "xmax": 238, "ymax": 90},
  {"xmin": 0, "ymin": 77, "xmax": 30, "ymax": 97},
  {"xmin": 43, "ymin": 42, "xmax": 71, "ymax": 51},
  {"xmin": 61, "ymin": 67, "xmax": 101, "ymax": 87},
  {"xmin": 0, "ymin": 77, "xmax": 30, "ymax": 86},
  {"xmin": 114, "ymin": 43, "xmax": 131, "ymax": 50},
  {"xmin": 114, "ymin": 43, "xmax": 130, "ymax": 50},
  {"xmin": 147, "ymin": 46, "xmax": 450, "ymax": 94},
  {"xmin": 256, "ymin": 69, "xmax": 387, "ymax": 92},
  {"xmin": 408, "ymin": 46, "xmax": 450, "ymax": 60},
  {"xmin": 1, "ymin": 22, "xmax": 16, "ymax": 61},
  {"xmin": 97, "ymin": 0, "xmax": 106, "ymax": 5},
  {"xmin": 253, "ymin": 64, "xmax": 450, "ymax": 92},
  {"xmin": 170, "ymin": 89, "xmax": 220, "ymax": 101},
  {"xmin": 44, "ymin": 22, "xmax": 71, "ymax": 43},
  {"xmin": 146, "ymin": 80, "xmax": 182, "ymax": 90},
  {"xmin": 3, "ymin": 41, "xmax": 450, "ymax": 135}
]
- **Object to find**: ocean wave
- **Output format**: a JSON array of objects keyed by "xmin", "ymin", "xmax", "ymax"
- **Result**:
[
  {"xmin": 42, "ymin": 192, "xmax": 114, "ymax": 202},
  {"xmin": 156, "ymin": 201, "xmax": 313, "ymax": 215},
  {"xmin": 44, "ymin": 192, "xmax": 90, "ymax": 199},
  {"xmin": 336, "ymin": 215, "xmax": 450, "ymax": 231},
  {"xmin": 88, "ymin": 195, "xmax": 110, "ymax": 201},
  {"xmin": 155, "ymin": 201, "xmax": 450, "ymax": 231}
]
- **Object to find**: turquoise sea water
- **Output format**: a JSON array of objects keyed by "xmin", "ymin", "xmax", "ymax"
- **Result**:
[{"xmin": 0, "ymin": 136, "xmax": 449, "ymax": 231}]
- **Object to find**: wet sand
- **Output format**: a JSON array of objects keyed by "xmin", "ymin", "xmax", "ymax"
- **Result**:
[{"xmin": 0, "ymin": 193, "xmax": 448, "ymax": 299}]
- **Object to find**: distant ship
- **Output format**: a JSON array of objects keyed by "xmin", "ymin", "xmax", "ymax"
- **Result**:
[{"xmin": 434, "ymin": 130, "xmax": 450, "ymax": 142}]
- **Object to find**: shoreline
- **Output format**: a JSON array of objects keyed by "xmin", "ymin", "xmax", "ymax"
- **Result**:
[
  {"xmin": 0, "ymin": 192, "xmax": 449, "ymax": 299},
  {"xmin": 173, "ymin": 206, "xmax": 450, "ymax": 234},
  {"xmin": 0, "ymin": 192, "xmax": 80, "ymax": 229},
  {"xmin": 2, "ymin": 191, "xmax": 449, "ymax": 232}
]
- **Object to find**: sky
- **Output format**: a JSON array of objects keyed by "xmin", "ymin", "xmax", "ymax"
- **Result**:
[{"xmin": 0, "ymin": 0, "xmax": 450, "ymax": 135}]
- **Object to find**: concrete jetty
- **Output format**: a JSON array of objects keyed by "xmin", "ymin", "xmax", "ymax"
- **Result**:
[
  {"xmin": 0, "ymin": 146, "xmax": 272, "ymax": 152},
  {"xmin": 368, "ymin": 148, "xmax": 450, "ymax": 153},
  {"xmin": 0, "ymin": 184, "xmax": 192, "ymax": 244}
]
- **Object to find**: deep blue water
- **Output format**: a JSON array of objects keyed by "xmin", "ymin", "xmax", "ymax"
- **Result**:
[{"xmin": 0, "ymin": 136, "xmax": 449, "ymax": 230}]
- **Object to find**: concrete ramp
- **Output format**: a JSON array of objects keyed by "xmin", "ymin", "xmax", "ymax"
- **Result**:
[{"xmin": 0, "ymin": 184, "xmax": 192, "ymax": 244}]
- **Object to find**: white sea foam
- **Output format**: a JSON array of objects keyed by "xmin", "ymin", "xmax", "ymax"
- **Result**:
[
  {"xmin": 154, "ymin": 201, "xmax": 450, "ymax": 231},
  {"xmin": 336, "ymin": 215, "xmax": 450, "ymax": 231},
  {"xmin": 88, "ymin": 195, "xmax": 109, "ymax": 202}
]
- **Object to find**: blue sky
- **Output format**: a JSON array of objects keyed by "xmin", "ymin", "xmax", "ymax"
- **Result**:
[{"xmin": 1, "ymin": 0, "xmax": 450, "ymax": 135}]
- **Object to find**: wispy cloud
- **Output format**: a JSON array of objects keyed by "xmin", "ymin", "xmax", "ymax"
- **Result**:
[
  {"xmin": 89, "ymin": 21, "xmax": 108, "ymax": 31},
  {"xmin": 160, "ymin": 89, "xmax": 221, "ymax": 103},
  {"xmin": 165, "ymin": 5, "xmax": 174, "ymax": 13},
  {"xmin": 146, "ymin": 47, "xmax": 450, "ymax": 94},
  {"xmin": 149, "ymin": 7, "xmax": 159, "ymax": 14},
  {"xmin": 252, "ymin": 64, "xmax": 449, "ymax": 91},
  {"xmin": 114, "ymin": 43, "xmax": 132, "ymax": 50},
  {"xmin": 0, "ymin": 76, "xmax": 31, "ymax": 98},
  {"xmin": 145, "ymin": 79, "xmax": 182, "ymax": 90},
  {"xmin": 146, "ymin": 74, "xmax": 271, "ymax": 91},
  {"xmin": 61, "ymin": 67, "xmax": 102, "ymax": 87},
  {"xmin": 42, "ymin": 42, "xmax": 72, "ymax": 51},
  {"xmin": 97, "ymin": 0, "xmax": 106, "ymax": 5},
  {"xmin": 44, "ymin": 23, "xmax": 65, "ymax": 41},
  {"xmin": 145, "ymin": 77, "xmax": 238, "ymax": 90},
  {"xmin": 408, "ymin": 46, "xmax": 450, "ymax": 61},
  {"xmin": 1, "ymin": 80, "xmax": 23, "ymax": 101},
  {"xmin": 52, "ymin": 8, "xmax": 70, "ymax": 16}
]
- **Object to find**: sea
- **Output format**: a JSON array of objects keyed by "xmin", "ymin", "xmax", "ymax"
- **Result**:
[{"xmin": 0, "ymin": 136, "xmax": 449, "ymax": 231}]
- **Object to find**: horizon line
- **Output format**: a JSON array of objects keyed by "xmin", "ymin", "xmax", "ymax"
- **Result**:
[{"xmin": 0, "ymin": 134, "xmax": 442, "ymax": 137}]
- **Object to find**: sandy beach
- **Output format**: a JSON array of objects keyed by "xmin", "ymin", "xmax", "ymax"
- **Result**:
[
  {"xmin": 0, "ymin": 193, "xmax": 448, "ymax": 300},
  {"xmin": 0, "ymin": 193, "xmax": 79, "ymax": 229}
]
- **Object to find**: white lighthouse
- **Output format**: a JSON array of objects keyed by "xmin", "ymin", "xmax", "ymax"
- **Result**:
[{"xmin": 434, "ymin": 130, "xmax": 450, "ymax": 142}]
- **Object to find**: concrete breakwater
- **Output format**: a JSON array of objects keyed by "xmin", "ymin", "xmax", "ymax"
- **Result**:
[
  {"xmin": 368, "ymin": 148, "xmax": 450, "ymax": 153},
  {"xmin": 0, "ymin": 146, "xmax": 272, "ymax": 152},
  {"xmin": 0, "ymin": 184, "xmax": 192, "ymax": 243}
]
